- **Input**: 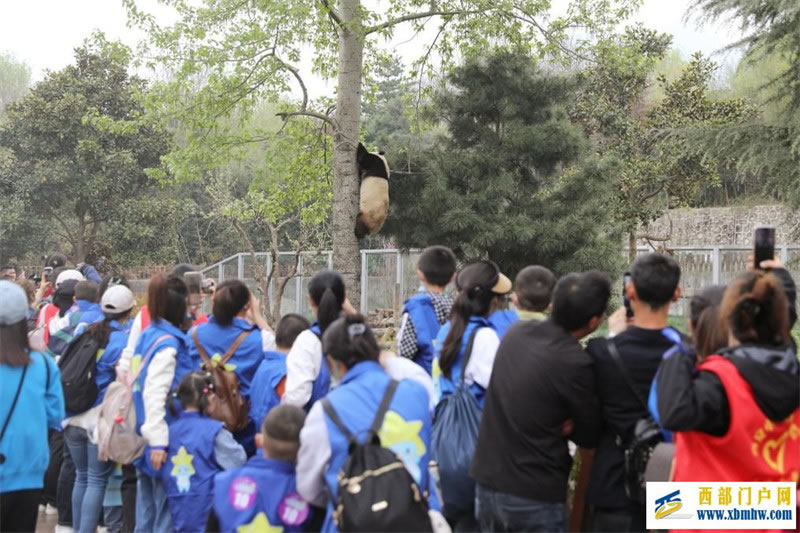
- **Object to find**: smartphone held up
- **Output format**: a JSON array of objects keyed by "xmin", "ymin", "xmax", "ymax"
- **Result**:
[{"xmin": 754, "ymin": 227, "xmax": 776, "ymax": 268}]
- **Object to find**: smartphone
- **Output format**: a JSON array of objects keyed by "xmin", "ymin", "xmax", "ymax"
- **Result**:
[
  {"xmin": 184, "ymin": 271, "xmax": 203, "ymax": 307},
  {"xmin": 623, "ymin": 272, "xmax": 633, "ymax": 318},
  {"xmin": 754, "ymin": 227, "xmax": 776, "ymax": 268}
]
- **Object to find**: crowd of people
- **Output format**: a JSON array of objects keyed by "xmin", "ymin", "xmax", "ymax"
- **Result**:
[{"xmin": 0, "ymin": 245, "xmax": 798, "ymax": 533}]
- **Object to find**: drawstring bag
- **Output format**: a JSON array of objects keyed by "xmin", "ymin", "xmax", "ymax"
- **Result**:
[{"xmin": 431, "ymin": 327, "xmax": 482, "ymax": 519}]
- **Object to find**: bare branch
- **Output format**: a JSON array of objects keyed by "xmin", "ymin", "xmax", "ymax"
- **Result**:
[
  {"xmin": 640, "ymin": 182, "xmax": 666, "ymax": 202},
  {"xmin": 366, "ymin": 8, "xmax": 491, "ymax": 35},
  {"xmin": 276, "ymin": 110, "xmax": 339, "ymax": 130}
]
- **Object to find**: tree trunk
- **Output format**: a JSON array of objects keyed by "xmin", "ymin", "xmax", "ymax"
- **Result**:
[
  {"xmin": 628, "ymin": 231, "xmax": 637, "ymax": 264},
  {"xmin": 332, "ymin": 0, "xmax": 364, "ymax": 310},
  {"xmin": 74, "ymin": 216, "xmax": 87, "ymax": 264}
]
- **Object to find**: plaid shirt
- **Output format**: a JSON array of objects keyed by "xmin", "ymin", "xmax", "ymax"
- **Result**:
[{"xmin": 397, "ymin": 291, "xmax": 453, "ymax": 360}]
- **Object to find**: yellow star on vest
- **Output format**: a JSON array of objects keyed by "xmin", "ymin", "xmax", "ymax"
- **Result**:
[
  {"xmin": 237, "ymin": 512, "xmax": 283, "ymax": 533},
  {"xmin": 206, "ymin": 354, "xmax": 236, "ymax": 372}
]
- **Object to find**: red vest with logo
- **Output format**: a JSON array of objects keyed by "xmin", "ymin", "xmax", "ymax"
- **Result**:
[{"xmin": 673, "ymin": 355, "xmax": 800, "ymax": 485}]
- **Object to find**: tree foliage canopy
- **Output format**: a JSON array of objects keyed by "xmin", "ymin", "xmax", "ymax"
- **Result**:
[{"xmin": 387, "ymin": 50, "xmax": 622, "ymax": 276}]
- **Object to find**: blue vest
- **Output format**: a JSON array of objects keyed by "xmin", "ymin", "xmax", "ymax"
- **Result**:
[
  {"xmin": 403, "ymin": 293, "xmax": 441, "ymax": 375},
  {"xmin": 321, "ymin": 361, "xmax": 438, "ymax": 532},
  {"xmin": 163, "ymin": 411, "xmax": 224, "ymax": 533},
  {"xmin": 432, "ymin": 317, "xmax": 491, "ymax": 406},
  {"xmin": 306, "ymin": 323, "xmax": 331, "ymax": 411},
  {"xmin": 93, "ymin": 320, "xmax": 131, "ymax": 408},
  {"xmin": 249, "ymin": 351, "xmax": 287, "ymax": 428},
  {"xmin": 132, "ymin": 320, "xmax": 189, "ymax": 477},
  {"xmin": 71, "ymin": 300, "xmax": 104, "ymax": 326},
  {"xmin": 213, "ymin": 456, "xmax": 308, "ymax": 533},
  {"xmin": 488, "ymin": 309, "xmax": 519, "ymax": 338},
  {"xmin": 188, "ymin": 317, "xmax": 265, "ymax": 402}
]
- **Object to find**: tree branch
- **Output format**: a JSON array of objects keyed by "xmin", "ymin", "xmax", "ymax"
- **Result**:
[
  {"xmin": 317, "ymin": 0, "xmax": 342, "ymax": 27},
  {"xmin": 276, "ymin": 110, "xmax": 338, "ymax": 130},
  {"xmin": 366, "ymin": 8, "xmax": 491, "ymax": 35}
]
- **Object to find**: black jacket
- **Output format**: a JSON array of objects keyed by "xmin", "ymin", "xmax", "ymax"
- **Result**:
[
  {"xmin": 656, "ymin": 343, "xmax": 800, "ymax": 435},
  {"xmin": 584, "ymin": 326, "xmax": 683, "ymax": 509},
  {"xmin": 471, "ymin": 319, "xmax": 600, "ymax": 503}
]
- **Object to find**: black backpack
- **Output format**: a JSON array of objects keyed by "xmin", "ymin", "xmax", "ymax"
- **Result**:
[
  {"xmin": 59, "ymin": 329, "xmax": 102, "ymax": 413},
  {"xmin": 322, "ymin": 380, "xmax": 433, "ymax": 533}
]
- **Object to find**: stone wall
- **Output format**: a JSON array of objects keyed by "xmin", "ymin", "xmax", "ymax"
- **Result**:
[{"xmin": 640, "ymin": 205, "xmax": 800, "ymax": 246}]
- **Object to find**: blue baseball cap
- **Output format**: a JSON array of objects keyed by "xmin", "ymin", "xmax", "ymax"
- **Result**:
[{"xmin": 0, "ymin": 280, "xmax": 29, "ymax": 326}]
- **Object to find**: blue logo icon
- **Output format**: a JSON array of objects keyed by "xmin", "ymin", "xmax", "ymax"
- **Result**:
[{"xmin": 655, "ymin": 489, "xmax": 683, "ymax": 520}]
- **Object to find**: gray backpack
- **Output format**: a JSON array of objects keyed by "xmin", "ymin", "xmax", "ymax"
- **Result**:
[{"xmin": 97, "ymin": 335, "xmax": 170, "ymax": 464}]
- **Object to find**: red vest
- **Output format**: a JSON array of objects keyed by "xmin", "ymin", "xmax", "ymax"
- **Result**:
[{"xmin": 674, "ymin": 355, "xmax": 800, "ymax": 484}]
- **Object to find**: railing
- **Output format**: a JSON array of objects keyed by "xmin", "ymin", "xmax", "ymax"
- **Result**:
[{"xmin": 199, "ymin": 245, "xmax": 800, "ymax": 316}]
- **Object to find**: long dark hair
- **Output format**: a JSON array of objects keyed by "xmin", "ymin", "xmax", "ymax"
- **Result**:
[
  {"xmin": 322, "ymin": 314, "xmax": 379, "ymax": 369},
  {"xmin": 212, "ymin": 280, "xmax": 251, "ymax": 326},
  {"xmin": 308, "ymin": 270, "xmax": 345, "ymax": 334},
  {"xmin": 148, "ymin": 273, "xmax": 188, "ymax": 329},
  {"xmin": 0, "ymin": 320, "xmax": 31, "ymax": 367},
  {"xmin": 694, "ymin": 306, "xmax": 728, "ymax": 360},
  {"xmin": 85, "ymin": 310, "xmax": 134, "ymax": 348},
  {"xmin": 439, "ymin": 261, "xmax": 504, "ymax": 378}
]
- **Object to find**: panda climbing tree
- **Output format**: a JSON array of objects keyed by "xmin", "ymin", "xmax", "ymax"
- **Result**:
[{"xmin": 355, "ymin": 143, "xmax": 390, "ymax": 240}]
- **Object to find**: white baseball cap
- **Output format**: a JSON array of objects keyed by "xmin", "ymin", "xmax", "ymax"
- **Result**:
[
  {"xmin": 101, "ymin": 285, "xmax": 137, "ymax": 315},
  {"xmin": 0, "ymin": 281, "xmax": 29, "ymax": 326},
  {"xmin": 55, "ymin": 269, "xmax": 85, "ymax": 288}
]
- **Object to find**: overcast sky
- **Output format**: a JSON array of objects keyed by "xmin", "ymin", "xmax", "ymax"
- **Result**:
[{"xmin": 1, "ymin": 0, "xmax": 743, "ymax": 95}]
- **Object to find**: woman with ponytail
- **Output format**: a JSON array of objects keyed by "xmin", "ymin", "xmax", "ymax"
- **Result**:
[
  {"xmin": 432, "ymin": 260, "xmax": 511, "ymax": 406},
  {"xmin": 283, "ymin": 270, "xmax": 354, "ymax": 410},
  {"xmin": 657, "ymin": 268, "xmax": 800, "ymax": 486},
  {"xmin": 131, "ymin": 273, "xmax": 191, "ymax": 533},
  {"xmin": 296, "ymin": 315, "xmax": 442, "ymax": 531},
  {"xmin": 64, "ymin": 283, "xmax": 137, "ymax": 533}
]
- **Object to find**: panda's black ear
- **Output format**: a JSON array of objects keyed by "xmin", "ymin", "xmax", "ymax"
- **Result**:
[
  {"xmin": 378, "ymin": 150, "xmax": 386, "ymax": 156},
  {"xmin": 357, "ymin": 143, "xmax": 367, "ymax": 161}
]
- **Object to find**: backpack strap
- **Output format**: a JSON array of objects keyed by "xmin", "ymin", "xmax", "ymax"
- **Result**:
[
  {"xmin": 369, "ymin": 379, "xmax": 399, "ymax": 440},
  {"xmin": 129, "ymin": 335, "xmax": 173, "ymax": 385},
  {"xmin": 192, "ymin": 328, "xmax": 211, "ymax": 366},
  {"xmin": 322, "ymin": 398, "xmax": 354, "ymax": 443},
  {"xmin": 459, "ymin": 326, "xmax": 483, "ymax": 384},
  {"xmin": 219, "ymin": 331, "xmax": 250, "ymax": 367},
  {"xmin": 606, "ymin": 338, "xmax": 649, "ymax": 412},
  {"xmin": 0, "ymin": 363, "xmax": 29, "ymax": 444}
]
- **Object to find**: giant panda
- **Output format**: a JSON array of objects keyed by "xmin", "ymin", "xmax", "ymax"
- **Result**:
[{"xmin": 355, "ymin": 142, "xmax": 390, "ymax": 239}]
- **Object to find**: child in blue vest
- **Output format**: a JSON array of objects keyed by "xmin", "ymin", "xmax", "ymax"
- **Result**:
[
  {"xmin": 162, "ymin": 372, "xmax": 247, "ymax": 533},
  {"xmin": 432, "ymin": 260, "xmax": 511, "ymax": 407},
  {"xmin": 488, "ymin": 265, "xmax": 556, "ymax": 336},
  {"xmin": 250, "ymin": 314, "xmax": 310, "ymax": 428},
  {"xmin": 131, "ymin": 273, "xmax": 192, "ymax": 533},
  {"xmin": 189, "ymin": 279, "xmax": 274, "ymax": 455},
  {"xmin": 284, "ymin": 270, "xmax": 352, "ymax": 410},
  {"xmin": 397, "ymin": 246, "xmax": 457, "ymax": 375},
  {"xmin": 296, "ymin": 314, "xmax": 442, "ymax": 533},
  {"xmin": 210, "ymin": 404, "xmax": 311, "ymax": 533}
]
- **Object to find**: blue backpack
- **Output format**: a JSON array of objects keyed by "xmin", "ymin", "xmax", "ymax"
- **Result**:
[{"xmin": 431, "ymin": 327, "xmax": 483, "ymax": 520}]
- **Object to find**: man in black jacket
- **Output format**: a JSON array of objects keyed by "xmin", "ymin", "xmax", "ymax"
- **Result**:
[
  {"xmin": 471, "ymin": 271, "xmax": 610, "ymax": 532},
  {"xmin": 585, "ymin": 253, "xmax": 682, "ymax": 532}
]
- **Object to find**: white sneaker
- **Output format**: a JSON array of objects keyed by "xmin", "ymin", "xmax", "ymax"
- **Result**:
[
  {"xmin": 98, "ymin": 527, "xmax": 108, "ymax": 533},
  {"xmin": 38, "ymin": 504, "xmax": 46, "ymax": 513},
  {"xmin": 54, "ymin": 526, "xmax": 73, "ymax": 533},
  {"xmin": 45, "ymin": 504, "xmax": 59, "ymax": 515}
]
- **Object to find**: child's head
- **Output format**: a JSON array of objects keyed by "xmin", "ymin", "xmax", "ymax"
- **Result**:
[
  {"xmin": 170, "ymin": 371, "xmax": 215, "ymax": 415},
  {"xmin": 322, "ymin": 314, "xmax": 380, "ymax": 378},
  {"xmin": 75, "ymin": 280, "xmax": 99, "ymax": 303},
  {"xmin": 417, "ymin": 246, "xmax": 457, "ymax": 288},
  {"xmin": 307, "ymin": 270, "xmax": 345, "ymax": 334},
  {"xmin": 259, "ymin": 404, "xmax": 306, "ymax": 463},
  {"xmin": 275, "ymin": 313, "xmax": 310, "ymax": 352},
  {"xmin": 512, "ymin": 265, "xmax": 556, "ymax": 313},
  {"xmin": 148, "ymin": 273, "xmax": 188, "ymax": 329}
]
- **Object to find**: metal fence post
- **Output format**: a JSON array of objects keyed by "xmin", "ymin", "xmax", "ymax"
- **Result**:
[
  {"xmin": 712, "ymin": 247, "xmax": 720, "ymax": 285},
  {"xmin": 265, "ymin": 253, "xmax": 273, "ymax": 310},
  {"xmin": 218, "ymin": 262, "xmax": 223, "ymax": 282},
  {"xmin": 781, "ymin": 245, "xmax": 788, "ymax": 264},
  {"xmin": 360, "ymin": 251, "xmax": 367, "ymax": 313},
  {"xmin": 237, "ymin": 253, "xmax": 244, "ymax": 280},
  {"xmin": 327, "ymin": 252, "xmax": 333, "ymax": 270},
  {"xmin": 295, "ymin": 253, "xmax": 304, "ymax": 314}
]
